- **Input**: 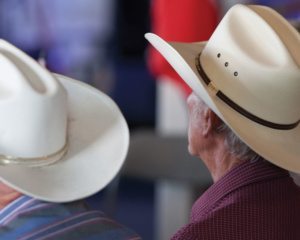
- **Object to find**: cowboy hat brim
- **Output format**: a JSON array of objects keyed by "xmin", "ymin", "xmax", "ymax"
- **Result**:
[
  {"xmin": 0, "ymin": 74, "xmax": 129, "ymax": 202},
  {"xmin": 145, "ymin": 33, "xmax": 300, "ymax": 173}
]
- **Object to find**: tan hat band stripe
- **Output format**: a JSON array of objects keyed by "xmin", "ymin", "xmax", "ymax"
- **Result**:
[
  {"xmin": 0, "ymin": 139, "xmax": 68, "ymax": 167},
  {"xmin": 195, "ymin": 53, "xmax": 300, "ymax": 130}
]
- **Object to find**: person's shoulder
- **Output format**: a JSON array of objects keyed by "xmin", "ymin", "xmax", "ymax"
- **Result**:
[
  {"xmin": 0, "ymin": 198, "xmax": 141, "ymax": 240},
  {"xmin": 170, "ymin": 218, "xmax": 223, "ymax": 240}
]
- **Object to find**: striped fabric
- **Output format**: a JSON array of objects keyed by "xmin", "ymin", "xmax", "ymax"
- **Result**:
[
  {"xmin": 0, "ymin": 196, "xmax": 141, "ymax": 240},
  {"xmin": 171, "ymin": 160, "xmax": 300, "ymax": 240}
]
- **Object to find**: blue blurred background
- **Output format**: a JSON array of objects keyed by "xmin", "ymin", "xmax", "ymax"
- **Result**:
[{"xmin": 0, "ymin": 1, "xmax": 299, "ymax": 239}]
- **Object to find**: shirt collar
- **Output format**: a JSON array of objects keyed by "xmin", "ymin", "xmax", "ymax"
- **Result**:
[{"xmin": 191, "ymin": 159, "xmax": 289, "ymax": 220}]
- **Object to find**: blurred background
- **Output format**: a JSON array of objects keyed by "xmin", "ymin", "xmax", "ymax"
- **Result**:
[{"xmin": 0, "ymin": 0, "xmax": 299, "ymax": 239}]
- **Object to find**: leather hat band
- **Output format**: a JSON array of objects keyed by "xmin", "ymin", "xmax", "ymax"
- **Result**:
[{"xmin": 195, "ymin": 53, "xmax": 300, "ymax": 130}]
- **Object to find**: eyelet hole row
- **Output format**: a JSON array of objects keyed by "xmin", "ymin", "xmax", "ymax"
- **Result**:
[{"xmin": 217, "ymin": 53, "xmax": 238, "ymax": 77}]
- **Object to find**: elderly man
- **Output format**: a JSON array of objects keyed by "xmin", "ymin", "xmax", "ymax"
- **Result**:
[
  {"xmin": 146, "ymin": 4, "xmax": 300, "ymax": 240},
  {"xmin": 0, "ymin": 40, "xmax": 140, "ymax": 239}
]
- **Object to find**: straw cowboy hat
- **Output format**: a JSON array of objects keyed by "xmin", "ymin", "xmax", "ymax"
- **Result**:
[
  {"xmin": 0, "ymin": 40, "xmax": 129, "ymax": 202},
  {"xmin": 145, "ymin": 4, "xmax": 300, "ymax": 172}
]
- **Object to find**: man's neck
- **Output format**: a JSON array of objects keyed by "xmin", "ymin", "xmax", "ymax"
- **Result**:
[
  {"xmin": 0, "ymin": 183, "xmax": 22, "ymax": 209},
  {"xmin": 201, "ymin": 138, "xmax": 241, "ymax": 183},
  {"xmin": 212, "ymin": 152, "xmax": 241, "ymax": 182}
]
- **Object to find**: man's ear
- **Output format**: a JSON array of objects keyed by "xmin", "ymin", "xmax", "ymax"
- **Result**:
[{"xmin": 202, "ymin": 108, "xmax": 222, "ymax": 136}]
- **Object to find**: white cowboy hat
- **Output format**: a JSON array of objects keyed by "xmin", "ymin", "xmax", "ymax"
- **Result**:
[
  {"xmin": 145, "ymin": 4, "xmax": 300, "ymax": 173},
  {"xmin": 0, "ymin": 40, "xmax": 129, "ymax": 202}
]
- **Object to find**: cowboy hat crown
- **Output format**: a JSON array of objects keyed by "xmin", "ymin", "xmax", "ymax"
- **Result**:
[
  {"xmin": 201, "ymin": 4, "xmax": 300, "ymax": 126},
  {"xmin": 0, "ymin": 40, "xmax": 67, "ymax": 164}
]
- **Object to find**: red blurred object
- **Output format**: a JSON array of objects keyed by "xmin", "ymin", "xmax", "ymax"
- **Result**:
[{"xmin": 147, "ymin": 0, "xmax": 219, "ymax": 95}]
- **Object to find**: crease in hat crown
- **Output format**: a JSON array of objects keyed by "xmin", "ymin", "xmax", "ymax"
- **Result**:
[{"xmin": 0, "ymin": 40, "xmax": 68, "ymax": 166}]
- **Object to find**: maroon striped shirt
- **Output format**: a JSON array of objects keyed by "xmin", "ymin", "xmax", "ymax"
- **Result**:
[{"xmin": 171, "ymin": 159, "xmax": 300, "ymax": 240}]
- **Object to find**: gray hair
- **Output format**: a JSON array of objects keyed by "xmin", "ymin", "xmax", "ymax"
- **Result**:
[
  {"xmin": 216, "ymin": 122, "xmax": 261, "ymax": 162},
  {"xmin": 194, "ymin": 95, "xmax": 261, "ymax": 162}
]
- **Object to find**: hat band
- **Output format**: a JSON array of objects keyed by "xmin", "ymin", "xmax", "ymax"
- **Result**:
[
  {"xmin": 195, "ymin": 53, "xmax": 300, "ymax": 130},
  {"xmin": 0, "ymin": 139, "xmax": 68, "ymax": 167}
]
